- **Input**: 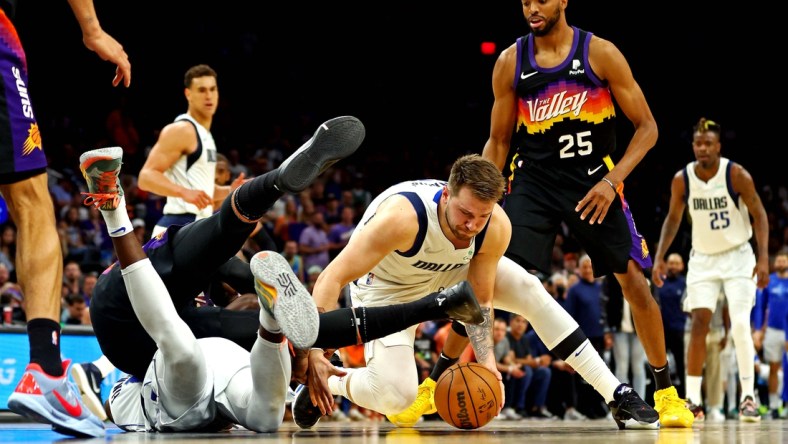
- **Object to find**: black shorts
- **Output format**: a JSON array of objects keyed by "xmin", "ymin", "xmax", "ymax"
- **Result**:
[
  {"xmin": 90, "ymin": 216, "xmax": 259, "ymax": 378},
  {"xmin": 503, "ymin": 157, "xmax": 652, "ymax": 277},
  {"xmin": 0, "ymin": 11, "xmax": 48, "ymax": 181}
]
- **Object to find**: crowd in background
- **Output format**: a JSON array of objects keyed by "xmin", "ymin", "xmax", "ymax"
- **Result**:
[{"xmin": 1, "ymin": 101, "xmax": 788, "ymax": 422}]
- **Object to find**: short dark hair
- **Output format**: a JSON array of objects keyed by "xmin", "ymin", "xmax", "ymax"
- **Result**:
[
  {"xmin": 184, "ymin": 64, "xmax": 217, "ymax": 88},
  {"xmin": 65, "ymin": 293, "xmax": 85, "ymax": 305},
  {"xmin": 447, "ymin": 154, "xmax": 506, "ymax": 202}
]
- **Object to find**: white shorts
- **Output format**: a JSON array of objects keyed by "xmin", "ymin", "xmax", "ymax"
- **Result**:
[
  {"xmin": 684, "ymin": 243, "xmax": 756, "ymax": 311},
  {"xmin": 763, "ymin": 327, "xmax": 786, "ymax": 363},
  {"xmin": 142, "ymin": 337, "xmax": 249, "ymax": 432}
]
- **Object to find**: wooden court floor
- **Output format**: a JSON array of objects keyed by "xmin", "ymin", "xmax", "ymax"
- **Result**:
[{"xmin": 1, "ymin": 416, "xmax": 786, "ymax": 444}]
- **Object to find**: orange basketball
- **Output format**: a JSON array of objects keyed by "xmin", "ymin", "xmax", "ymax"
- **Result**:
[{"xmin": 434, "ymin": 362, "xmax": 501, "ymax": 429}]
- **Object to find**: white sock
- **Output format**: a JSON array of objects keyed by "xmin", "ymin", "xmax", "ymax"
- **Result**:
[
  {"xmin": 564, "ymin": 339, "xmax": 621, "ymax": 404},
  {"xmin": 259, "ymin": 306, "xmax": 280, "ymax": 334},
  {"xmin": 101, "ymin": 195, "xmax": 133, "ymax": 237},
  {"xmin": 327, "ymin": 367, "xmax": 357, "ymax": 398},
  {"xmin": 93, "ymin": 355, "xmax": 116, "ymax": 379},
  {"xmin": 686, "ymin": 375, "xmax": 703, "ymax": 405},
  {"xmin": 770, "ymin": 393, "xmax": 781, "ymax": 409}
]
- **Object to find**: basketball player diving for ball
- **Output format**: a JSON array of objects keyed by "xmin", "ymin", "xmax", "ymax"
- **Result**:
[
  {"xmin": 79, "ymin": 117, "xmax": 484, "ymax": 433},
  {"xmin": 295, "ymin": 154, "xmax": 659, "ymax": 431}
]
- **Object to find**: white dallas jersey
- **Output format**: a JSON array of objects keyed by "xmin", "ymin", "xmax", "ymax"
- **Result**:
[
  {"xmin": 351, "ymin": 179, "xmax": 486, "ymax": 298},
  {"xmin": 684, "ymin": 157, "xmax": 752, "ymax": 254},
  {"xmin": 161, "ymin": 113, "xmax": 217, "ymax": 219},
  {"xmin": 108, "ymin": 337, "xmax": 249, "ymax": 432}
]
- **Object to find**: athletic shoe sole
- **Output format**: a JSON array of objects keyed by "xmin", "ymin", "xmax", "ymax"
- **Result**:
[
  {"xmin": 8, "ymin": 384, "xmax": 105, "ymax": 437},
  {"xmin": 292, "ymin": 384, "xmax": 322, "ymax": 429},
  {"xmin": 70, "ymin": 364, "xmax": 107, "ymax": 421},
  {"xmin": 276, "ymin": 116, "xmax": 365, "ymax": 193},
  {"xmin": 78, "ymin": 146, "xmax": 123, "ymax": 168},
  {"xmin": 251, "ymin": 251, "xmax": 319, "ymax": 349}
]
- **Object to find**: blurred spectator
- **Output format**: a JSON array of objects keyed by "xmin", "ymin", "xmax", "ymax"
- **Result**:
[
  {"xmin": 57, "ymin": 205, "xmax": 98, "ymax": 264},
  {"xmin": 563, "ymin": 254, "xmax": 609, "ymax": 418},
  {"xmin": 299, "ymin": 211, "xmax": 330, "ymax": 272},
  {"xmin": 508, "ymin": 314, "xmax": 553, "ymax": 418},
  {"xmin": 414, "ymin": 322, "xmax": 438, "ymax": 383},
  {"xmin": 323, "ymin": 193, "xmax": 342, "ymax": 225},
  {"xmin": 81, "ymin": 271, "xmax": 99, "ymax": 306},
  {"xmin": 0, "ymin": 262, "xmax": 11, "ymax": 289},
  {"xmin": 1, "ymin": 285, "xmax": 25, "ymax": 324},
  {"xmin": 605, "ymin": 274, "xmax": 647, "ymax": 402},
  {"xmin": 81, "ymin": 206, "xmax": 112, "ymax": 268},
  {"xmin": 273, "ymin": 195, "xmax": 301, "ymax": 247},
  {"xmin": 215, "ymin": 153, "xmax": 232, "ymax": 186},
  {"xmin": 328, "ymin": 206, "xmax": 356, "ymax": 260},
  {"xmin": 61, "ymin": 293, "xmax": 87, "ymax": 325},
  {"xmin": 281, "ymin": 240, "xmax": 305, "ymax": 283},
  {"xmin": 132, "ymin": 218, "xmax": 147, "ymax": 245},
  {"xmin": 563, "ymin": 252, "xmax": 579, "ymax": 278},
  {"xmin": 655, "ymin": 252, "xmax": 688, "ymax": 398},
  {"xmin": 306, "ymin": 265, "xmax": 323, "ymax": 294},
  {"xmin": 495, "ymin": 316, "xmax": 525, "ymax": 421},
  {"xmin": 226, "ymin": 148, "xmax": 250, "ymax": 181},
  {"xmin": 351, "ymin": 173, "xmax": 372, "ymax": 212},
  {"xmin": 0, "ymin": 223, "xmax": 17, "ymax": 274},
  {"xmin": 61, "ymin": 260, "xmax": 83, "ymax": 298},
  {"xmin": 525, "ymin": 324, "xmax": 586, "ymax": 421}
]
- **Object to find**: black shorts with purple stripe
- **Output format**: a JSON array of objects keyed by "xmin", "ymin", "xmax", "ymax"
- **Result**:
[{"xmin": 503, "ymin": 157, "xmax": 652, "ymax": 277}]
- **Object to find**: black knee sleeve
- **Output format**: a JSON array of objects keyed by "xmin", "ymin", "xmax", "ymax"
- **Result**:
[
  {"xmin": 550, "ymin": 327, "xmax": 588, "ymax": 361},
  {"xmin": 451, "ymin": 320, "xmax": 468, "ymax": 337}
]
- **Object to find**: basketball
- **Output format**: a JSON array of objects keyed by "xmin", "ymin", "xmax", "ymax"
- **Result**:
[{"xmin": 434, "ymin": 362, "xmax": 501, "ymax": 430}]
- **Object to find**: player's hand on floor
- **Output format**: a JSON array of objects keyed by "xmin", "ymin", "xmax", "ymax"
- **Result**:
[{"xmin": 306, "ymin": 349, "xmax": 347, "ymax": 415}]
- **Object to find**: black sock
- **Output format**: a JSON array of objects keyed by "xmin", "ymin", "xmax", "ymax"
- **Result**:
[
  {"xmin": 27, "ymin": 318, "xmax": 63, "ymax": 376},
  {"xmin": 430, "ymin": 352, "xmax": 458, "ymax": 381},
  {"xmin": 650, "ymin": 363, "xmax": 673, "ymax": 391},
  {"xmin": 313, "ymin": 293, "xmax": 447, "ymax": 349},
  {"xmin": 233, "ymin": 170, "xmax": 281, "ymax": 220}
]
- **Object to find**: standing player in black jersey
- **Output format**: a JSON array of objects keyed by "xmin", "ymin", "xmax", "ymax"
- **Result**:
[{"xmin": 480, "ymin": 0, "xmax": 692, "ymax": 428}]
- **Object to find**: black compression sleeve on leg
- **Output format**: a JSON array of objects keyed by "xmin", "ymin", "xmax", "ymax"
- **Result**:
[
  {"xmin": 549, "ymin": 327, "xmax": 588, "ymax": 361},
  {"xmin": 313, "ymin": 309, "xmax": 360, "ymax": 349},
  {"xmin": 313, "ymin": 293, "xmax": 447, "ymax": 349},
  {"xmin": 233, "ymin": 171, "xmax": 281, "ymax": 220},
  {"xmin": 451, "ymin": 320, "xmax": 468, "ymax": 337}
]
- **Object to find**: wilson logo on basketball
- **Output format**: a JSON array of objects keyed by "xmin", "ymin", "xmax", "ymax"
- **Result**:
[{"xmin": 454, "ymin": 391, "xmax": 473, "ymax": 429}]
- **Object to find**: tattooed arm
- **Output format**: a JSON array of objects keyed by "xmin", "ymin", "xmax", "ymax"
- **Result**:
[
  {"xmin": 466, "ymin": 307, "xmax": 495, "ymax": 366},
  {"xmin": 465, "ymin": 205, "xmax": 511, "ymax": 410}
]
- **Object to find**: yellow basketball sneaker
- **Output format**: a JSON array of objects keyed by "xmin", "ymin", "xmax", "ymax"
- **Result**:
[
  {"xmin": 387, "ymin": 377, "xmax": 437, "ymax": 427},
  {"xmin": 654, "ymin": 386, "xmax": 694, "ymax": 428}
]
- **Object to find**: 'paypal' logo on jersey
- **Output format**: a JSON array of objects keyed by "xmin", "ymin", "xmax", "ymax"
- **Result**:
[{"xmin": 569, "ymin": 59, "xmax": 584, "ymax": 76}]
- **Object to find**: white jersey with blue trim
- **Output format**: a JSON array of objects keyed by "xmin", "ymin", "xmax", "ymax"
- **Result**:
[
  {"xmin": 161, "ymin": 113, "xmax": 217, "ymax": 220},
  {"xmin": 351, "ymin": 179, "xmax": 477, "ymax": 291},
  {"xmin": 685, "ymin": 157, "xmax": 752, "ymax": 255},
  {"xmin": 107, "ymin": 337, "xmax": 249, "ymax": 432}
]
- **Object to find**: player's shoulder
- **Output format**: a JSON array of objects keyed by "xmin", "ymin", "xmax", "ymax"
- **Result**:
[{"xmin": 480, "ymin": 205, "xmax": 512, "ymax": 251}]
